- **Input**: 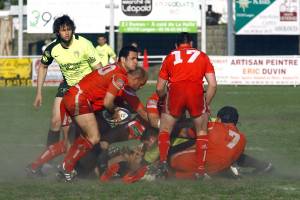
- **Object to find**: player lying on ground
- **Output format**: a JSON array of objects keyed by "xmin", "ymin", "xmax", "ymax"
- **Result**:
[{"xmin": 94, "ymin": 106, "xmax": 273, "ymax": 183}]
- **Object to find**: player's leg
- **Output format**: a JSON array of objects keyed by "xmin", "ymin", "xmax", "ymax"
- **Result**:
[
  {"xmin": 192, "ymin": 113, "xmax": 209, "ymax": 174},
  {"xmin": 46, "ymin": 97, "xmax": 62, "ymax": 146},
  {"xmin": 62, "ymin": 113, "xmax": 99, "ymax": 173},
  {"xmin": 46, "ymin": 81, "xmax": 69, "ymax": 147},
  {"xmin": 158, "ymin": 113, "xmax": 177, "ymax": 163},
  {"xmin": 27, "ymin": 98, "xmax": 69, "ymax": 176},
  {"xmin": 236, "ymin": 153, "xmax": 273, "ymax": 174},
  {"xmin": 158, "ymin": 83, "xmax": 184, "ymax": 164},
  {"xmin": 187, "ymin": 83, "xmax": 209, "ymax": 175},
  {"xmin": 27, "ymin": 140, "xmax": 67, "ymax": 174}
]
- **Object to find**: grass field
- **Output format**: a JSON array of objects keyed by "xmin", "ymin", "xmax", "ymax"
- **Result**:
[{"xmin": 0, "ymin": 85, "xmax": 300, "ymax": 200}]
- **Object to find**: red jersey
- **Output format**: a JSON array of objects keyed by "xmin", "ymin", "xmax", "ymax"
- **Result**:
[
  {"xmin": 159, "ymin": 44, "xmax": 215, "ymax": 84},
  {"xmin": 72, "ymin": 64, "xmax": 127, "ymax": 111},
  {"xmin": 206, "ymin": 122, "xmax": 246, "ymax": 173},
  {"xmin": 170, "ymin": 122, "xmax": 246, "ymax": 175}
]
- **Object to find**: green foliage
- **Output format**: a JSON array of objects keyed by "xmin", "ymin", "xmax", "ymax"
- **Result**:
[
  {"xmin": 10, "ymin": 0, "xmax": 27, "ymax": 5},
  {"xmin": 0, "ymin": 85, "xmax": 300, "ymax": 199},
  {"xmin": 0, "ymin": 0, "xmax": 4, "ymax": 9}
]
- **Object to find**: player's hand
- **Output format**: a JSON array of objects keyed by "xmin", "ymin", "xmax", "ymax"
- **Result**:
[{"xmin": 33, "ymin": 94, "xmax": 42, "ymax": 109}]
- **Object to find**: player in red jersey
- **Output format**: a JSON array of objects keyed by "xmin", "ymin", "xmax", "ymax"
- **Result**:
[
  {"xmin": 56, "ymin": 46, "xmax": 148, "ymax": 182},
  {"xmin": 156, "ymin": 32, "xmax": 217, "ymax": 177},
  {"xmin": 169, "ymin": 106, "xmax": 273, "ymax": 179},
  {"xmin": 169, "ymin": 121, "xmax": 246, "ymax": 179}
]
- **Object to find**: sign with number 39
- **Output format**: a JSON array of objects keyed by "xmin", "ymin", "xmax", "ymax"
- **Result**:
[{"xmin": 27, "ymin": 0, "xmax": 108, "ymax": 33}]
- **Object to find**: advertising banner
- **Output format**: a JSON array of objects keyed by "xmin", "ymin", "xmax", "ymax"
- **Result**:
[
  {"xmin": 117, "ymin": 0, "xmax": 201, "ymax": 33},
  {"xmin": 31, "ymin": 58, "xmax": 63, "ymax": 86},
  {"xmin": 236, "ymin": 0, "xmax": 300, "ymax": 35},
  {"xmin": 27, "ymin": 0, "xmax": 107, "ymax": 33},
  {"xmin": 27, "ymin": 0, "xmax": 228, "ymax": 34},
  {"xmin": 0, "ymin": 58, "xmax": 32, "ymax": 86},
  {"xmin": 211, "ymin": 56, "xmax": 300, "ymax": 85}
]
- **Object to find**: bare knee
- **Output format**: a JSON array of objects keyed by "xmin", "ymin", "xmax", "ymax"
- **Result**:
[{"xmin": 87, "ymin": 133, "xmax": 100, "ymax": 145}]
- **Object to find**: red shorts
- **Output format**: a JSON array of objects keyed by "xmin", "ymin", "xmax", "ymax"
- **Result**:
[
  {"xmin": 62, "ymin": 85, "xmax": 94, "ymax": 117},
  {"xmin": 60, "ymin": 102, "xmax": 72, "ymax": 127},
  {"xmin": 166, "ymin": 82, "xmax": 205, "ymax": 117}
]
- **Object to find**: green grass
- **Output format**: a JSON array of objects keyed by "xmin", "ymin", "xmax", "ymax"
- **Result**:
[{"xmin": 0, "ymin": 85, "xmax": 300, "ymax": 199}]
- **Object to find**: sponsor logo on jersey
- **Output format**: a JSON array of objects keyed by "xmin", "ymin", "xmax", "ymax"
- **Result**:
[{"xmin": 113, "ymin": 77, "xmax": 125, "ymax": 89}]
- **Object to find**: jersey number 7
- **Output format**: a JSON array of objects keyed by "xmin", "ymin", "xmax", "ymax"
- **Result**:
[{"xmin": 226, "ymin": 129, "xmax": 240, "ymax": 149}]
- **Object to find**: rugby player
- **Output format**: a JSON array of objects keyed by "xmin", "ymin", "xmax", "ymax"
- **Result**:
[
  {"xmin": 95, "ymin": 34, "xmax": 117, "ymax": 66},
  {"xmin": 57, "ymin": 46, "xmax": 147, "ymax": 182},
  {"xmin": 98, "ymin": 106, "xmax": 273, "ymax": 183},
  {"xmin": 156, "ymin": 32, "xmax": 217, "ymax": 177},
  {"xmin": 28, "ymin": 15, "xmax": 102, "ymax": 175}
]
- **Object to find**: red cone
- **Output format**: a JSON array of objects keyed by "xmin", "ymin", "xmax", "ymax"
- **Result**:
[{"xmin": 143, "ymin": 49, "xmax": 149, "ymax": 71}]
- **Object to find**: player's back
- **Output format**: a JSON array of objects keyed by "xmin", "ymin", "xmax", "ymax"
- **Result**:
[
  {"xmin": 161, "ymin": 46, "xmax": 214, "ymax": 83},
  {"xmin": 78, "ymin": 64, "xmax": 127, "ymax": 101},
  {"xmin": 206, "ymin": 122, "xmax": 246, "ymax": 173}
]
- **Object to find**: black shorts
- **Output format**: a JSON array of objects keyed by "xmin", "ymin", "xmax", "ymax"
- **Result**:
[{"xmin": 55, "ymin": 81, "xmax": 70, "ymax": 97}]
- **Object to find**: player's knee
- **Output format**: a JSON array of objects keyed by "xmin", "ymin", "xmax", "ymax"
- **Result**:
[{"xmin": 87, "ymin": 134, "xmax": 100, "ymax": 145}]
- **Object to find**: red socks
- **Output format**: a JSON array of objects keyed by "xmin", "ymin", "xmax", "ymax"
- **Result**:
[
  {"xmin": 158, "ymin": 131, "xmax": 170, "ymax": 162},
  {"xmin": 31, "ymin": 140, "xmax": 66, "ymax": 170},
  {"xmin": 196, "ymin": 135, "xmax": 208, "ymax": 174},
  {"xmin": 62, "ymin": 136, "xmax": 93, "ymax": 172},
  {"xmin": 100, "ymin": 163, "xmax": 120, "ymax": 182}
]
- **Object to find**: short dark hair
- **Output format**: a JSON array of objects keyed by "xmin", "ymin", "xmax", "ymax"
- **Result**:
[
  {"xmin": 118, "ymin": 46, "xmax": 138, "ymax": 61},
  {"xmin": 176, "ymin": 32, "xmax": 192, "ymax": 45},
  {"xmin": 217, "ymin": 106, "xmax": 239, "ymax": 125},
  {"xmin": 98, "ymin": 34, "xmax": 107, "ymax": 39},
  {"xmin": 53, "ymin": 15, "xmax": 76, "ymax": 34}
]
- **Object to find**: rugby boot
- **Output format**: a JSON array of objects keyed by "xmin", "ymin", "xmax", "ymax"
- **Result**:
[{"xmin": 56, "ymin": 164, "xmax": 77, "ymax": 182}]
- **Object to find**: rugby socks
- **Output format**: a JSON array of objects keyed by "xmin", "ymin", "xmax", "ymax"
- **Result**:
[
  {"xmin": 100, "ymin": 163, "xmax": 120, "ymax": 182},
  {"xmin": 196, "ymin": 135, "xmax": 208, "ymax": 174},
  {"xmin": 158, "ymin": 131, "xmax": 170, "ymax": 162},
  {"xmin": 62, "ymin": 136, "xmax": 93, "ymax": 172},
  {"xmin": 31, "ymin": 140, "xmax": 66, "ymax": 170},
  {"xmin": 46, "ymin": 130, "xmax": 60, "ymax": 147},
  {"xmin": 122, "ymin": 165, "xmax": 148, "ymax": 184}
]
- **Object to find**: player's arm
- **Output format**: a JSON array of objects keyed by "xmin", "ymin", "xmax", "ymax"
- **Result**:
[
  {"xmin": 104, "ymin": 74, "xmax": 127, "ymax": 114},
  {"xmin": 147, "ymin": 112, "xmax": 160, "ymax": 129},
  {"xmin": 156, "ymin": 77, "xmax": 168, "ymax": 98},
  {"xmin": 156, "ymin": 57, "xmax": 169, "ymax": 98},
  {"xmin": 204, "ymin": 54, "xmax": 217, "ymax": 110},
  {"xmin": 121, "ymin": 88, "xmax": 148, "ymax": 122},
  {"xmin": 33, "ymin": 62, "xmax": 49, "ymax": 109},
  {"xmin": 109, "ymin": 46, "xmax": 117, "ymax": 62},
  {"xmin": 205, "ymin": 73, "xmax": 217, "ymax": 110},
  {"xmin": 85, "ymin": 38, "xmax": 103, "ymax": 69},
  {"xmin": 33, "ymin": 45, "xmax": 54, "ymax": 109},
  {"xmin": 135, "ymin": 105, "xmax": 148, "ymax": 123},
  {"xmin": 146, "ymin": 96, "xmax": 160, "ymax": 128},
  {"xmin": 103, "ymin": 92, "xmax": 117, "ymax": 114}
]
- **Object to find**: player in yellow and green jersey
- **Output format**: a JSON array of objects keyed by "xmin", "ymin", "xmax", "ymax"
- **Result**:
[
  {"xmin": 95, "ymin": 34, "xmax": 117, "ymax": 66},
  {"xmin": 29, "ymin": 15, "xmax": 102, "ymax": 176}
]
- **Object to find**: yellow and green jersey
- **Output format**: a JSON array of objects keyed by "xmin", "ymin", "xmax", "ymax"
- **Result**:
[
  {"xmin": 41, "ymin": 35, "xmax": 101, "ymax": 86},
  {"xmin": 95, "ymin": 43, "xmax": 116, "ymax": 66}
]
